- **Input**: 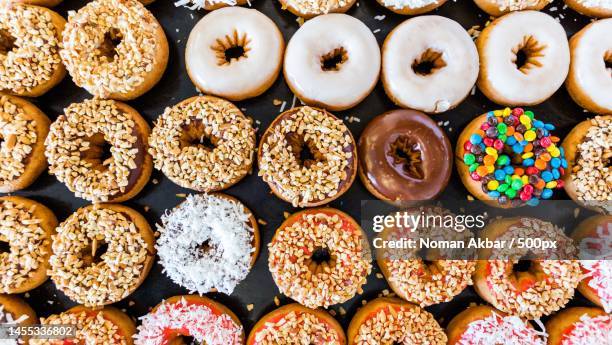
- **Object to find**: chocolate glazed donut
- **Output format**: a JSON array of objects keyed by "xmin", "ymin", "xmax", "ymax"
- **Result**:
[{"xmin": 358, "ymin": 109, "xmax": 452, "ymax": 204}]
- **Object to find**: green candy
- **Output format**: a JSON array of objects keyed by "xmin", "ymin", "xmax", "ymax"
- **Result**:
[
  {"xmin": 497, "ymin": 123, "xmax": 507, "ymax": 134},
  {"xmin": 505, "ymin": 175, "xmax": 512, "ymax": 184},
  {"xmin": 511, "ymin": 178, "xmax": 523, "ymax": 190},
  {"xmin": 464, "ymin": 153, "xmax": 476, "ymax": 165},
  {"xmin": 469, "ymin": 163, "xmax": 479, "ymax": 172},
  {"xmin": 525, "ymin": 110, "xmax": 534, "ymax": 119},
  {"xmin": 505, "ymin": 188, "xmax": 517, "ymax": 199},
  {"xmin": 498, "ymin": 134, "xmax": 507, "ymax": 142},
  {"xmin": 497, "ymin": 184, "xmax": 509, "ymax": 193},
  {"xmin": 497, "ymin": 155, "xmax": 510, "ymax": 166}
]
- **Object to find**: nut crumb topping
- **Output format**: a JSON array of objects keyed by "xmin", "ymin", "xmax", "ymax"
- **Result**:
[
  {"xmin": 33, "ymin": 309, "xmax": 128, "ymax": 345},
  {"xmin": 282, "ymin": 0, "xmax": 348, "ymax": 14},
  {"xmin": 252, "ymin": 309, "xmax": 341, "ymax": 344},
  {"xmin": 0, "ymin": 96, "xmax": 38, "ymax": 185}
]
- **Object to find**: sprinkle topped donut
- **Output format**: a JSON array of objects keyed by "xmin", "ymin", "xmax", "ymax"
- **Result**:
[
  {"xmin": 545, "ymin": 307, "xmax": 611, "ymax": 345},
  {"xmin": 473, "ymin": 0, "xmax": 553, "ymax": 16},
  {"xmin": 279, "ymin": 0, "xmax": 357, "ymax": 17},
  {"xmin": 457, "ymin": 108, "xmax": 567, "ymax": 207}
]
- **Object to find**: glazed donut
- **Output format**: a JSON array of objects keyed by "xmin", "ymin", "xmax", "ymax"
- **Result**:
[
  {"xmin": 0, "ymin": 196, "xmax": 56, "ymax": 294},
  {"xmin": 377, "ymin": 207, "xmax": 476, "ymax": 307},
  {"xmin": 564, "ymin": 0, "xmax": 612, "ymax": 18},
  {"xmin": 268, "ymin": 208, "xmax": 371, "ymax": 308},
  {"xmin": 382, "ymin": 15, "xmax": 479, "ymax": 113},
  {"xmin": 258, "ymin": 106, "xmax": 357, "ymax": 207},
  {"xmin": 45, "ymin": 98, "xmax": 152, "ymax": 203},
  {"xmin": 0, "ymin": 95, "xmax": 50, "ymax": 193},
  {"xmin": 176, "ymin": 0, "xmax": 251, "ymax": 10},
  {"xmin": 476, "ymin": 11, "xmax": 570, "ymax": 106},
  {"xmin": 473, "ymin": 217, "xmax": 582, "ymax": 319},
  {"xmin": 571, "ymin": 215, "xmax": 612, "ymax": 312},
  {"xmin": 157, "ymin": 193, "xmax": 260, "ymax": 295},
  {"xmin": 359, "ymin": 110, "xmax": 452, "ymax": 204},
  {"xmin": 473, "ymin": 0, "xmax": 552, "ymax": 16},
  {"xmin": 546, "ymin": 307, "xmax": 611, "ymax": 345},
  {"xmin": 0, "ymin": 3, "xmax": 65, "ymax": 97},
  {"xmin": 446, "ymin": 305, "xmax": 545, "ymax": 345},
  {"xmin": 33, "ymin": 305, "xmax": 136, "ymax": 345},
  {"xmin": 456, "ymin": 108, "xmax": 567, "ymax": 207},
  {"xmin": 375, "ymin": 0, "xmax": 447, "ymax": 15},
  {"xmin": 0, "ymin": 295, "xmax": 36, "ymax": 327},
  {"xmin": 347, "ymin": 297, "xmax": 447, "ymax": 344},
  {"xmin": 135, "ymin": 295, "xmax": 244, "ymax": 345},
  {"xmin": 247, "ymin": 304, "xmax": 346, "ymax": 345},
  {"xmin": 284, "ymin": 14, "xmax": 380, "ymax": 111},
  {"xmin": 49, "ymin": 204, "xmax": 155, "ymax": 307},
  {"xmin": 149, "ymin": 96, "xmax": 256, "ymax": 192},
  {"xmin": 60, "ymin": 0, "xmax": 169, "ymax": 100},
  {"xmin": 279, "ymin": 0, "xmax": 356, "ymax": 17},
  {"xmin": 186, "ymin": 7, "xmax": 283, "ymax": 101}
]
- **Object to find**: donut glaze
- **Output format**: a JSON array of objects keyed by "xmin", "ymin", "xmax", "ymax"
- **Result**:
[
  {"xmin": 284, "ymin": 14, "xmax": 380, "ymax": 111},
  {"xmin": 186, "ymin": 7, "xmax": 284, "ymax": 101},
  {"xmin": 564, "ymin": 0, "xmax": 612, "ymax": 18},
  {"xmin": 477, "ymin": 11, "xmax": 570, "ymax": 106},
  {"xmin": 359, "ymin": 109, "xmax": 452, "ymax": 203},
  {"xmin": 382, "ymin": 16, "xmax": 479, "ymax": 113}
]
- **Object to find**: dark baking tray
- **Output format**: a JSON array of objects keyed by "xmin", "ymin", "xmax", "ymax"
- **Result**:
[{"xmin": 14, "ymin": 0, "xmax": 600, "ymax": 334}]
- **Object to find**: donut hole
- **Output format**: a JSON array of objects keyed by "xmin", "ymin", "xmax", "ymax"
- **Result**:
[
  {"xmin": 82, "ymin": 133, "xmax": 114, "ymax": 172},
  {"xmin": 196, "ymin": 239, "xmax": 215, "ymax": 257},
  {"xmin": 512, "ymin": 36, "xmax": 545, "ymax": 74},
  {"xmin": 180, "ymin": 122, "xmax": 217, "ymax": 151},
  {"xmin": 512, "ymin": 259, "xmax": 532, "ymax": 272},
  {"xmin": 388, "ymin": 136, "xmax": 424, "ymax": 180},
  {"xmin": 0, "ymin": 29, "xmax": 15, "ymax": 55},
  {"xmin": 177, "ymin": 336, "xmax": 196, "ymax": 344},
  {"xmin": 308, "ymin": 246, "xmax": 337, "ymax": 274},
  {"xmin": 320, "ymin": 47, "xmax": 348, "ymax": 72},
  {"xmin": 81, "ymin": 239, "xmax": 109, "ymax": 266},
  {"xmin": 411, "ymin": 49, "xmax": 447, "ymax": 76},
  {"xmin": 98, "ymin": 28, "xmax": 123, "ymax": 62},
  {"xmin": 286, "ymin": 132, "xmax": 324, "ymax": 168},
  {"xmin": 605, "ymin": 51, "xmax": 612, "ymax": 73},
  {"xmin": 0, "ymin": 238, "xmax": 10, "ymax": 254},
  {"xmin": 211, "ymin": 30, "xmax": 250, "ymax": 66}
]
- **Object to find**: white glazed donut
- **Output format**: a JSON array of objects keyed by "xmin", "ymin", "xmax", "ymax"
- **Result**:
[
  {"xmin": 564, "ymin": 0, "xmax": 612, "ymax": 18},
  {"xmin": 283, "ymin": 14, "xmax": 380, "ymax": 111},
  {"xmin": 476, "ymin": 11, "xmax": 570, "ymax": 106},
  {"xmin": 566, "ymin": 19, "xmax": 612, "ymax": 114},
  {"xmin": 185, "ymin": 7, "xmax": 284, "ymax": 101},
  {"xmin": 375, "ymin": 0, "xmax": 448, "ymax": 15},
  {"xmin": 382, "ymin": 16, "xmax": 479, "ymax": 114}
]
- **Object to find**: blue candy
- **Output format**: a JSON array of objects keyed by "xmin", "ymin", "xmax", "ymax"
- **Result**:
[
  {"xmin": 504, "ymin": 166, "xmax": 514, "ymax": 175},
  {"xmin": 522, "ymin": 158, "xmax": 535, "ymax": 167},
  {"xmin": 506, "ymin": 136, "xmax": 517, "ymax": 145},
  {"xmin": 494, "ymin": 170, "xmax": 506, "ymax": 180},
  {"xmin": 488, "ymin": 191, "xmax": 501, "ymax": 198},
  {"xmin": 544, "ymin": 123, "xmax": 555, "ymax": 130},
  {"xmin": 512, "ymin": 143, "xmax": 523, "ymax": 153},
  {"xmin": 550, "ymin": 158, "xmax": 561, "ymax": 168},
  {"xmin": 552, "ymin": 169, "xmax": 560, "ymax": 179},
  {"xmin": 561, "ymin": 159, "xmax": 568, "ymax": 168},
  {"xmin": 527, "ymin": 197, "xmax": 540, "ymax": 206},
  {"xmin": 542, "ymin": 171, "xmax": 553, "ymax": 182},
  {"xmin": 533, "ymin": 120, "xmax": 544, "ymax": 128},
  {"xmin": 541, "ymin": 189, "xmax": 553, "ymax": 199},
  {"xmin": 470, "ymin": 134, "xmax": 482, "ymax": 144}
]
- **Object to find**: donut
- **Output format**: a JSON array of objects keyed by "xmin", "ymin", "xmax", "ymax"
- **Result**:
[
  {"xmin": 0, "ymin": 3, "xmax": 65, "ymax": 97},
  {"xmin": 382, "ymin": 15, "xmax": 479, "ymax": 113},
  {"xmin": 60, "ymin": 0, "xmax": 169, "ymax": 100},
  {"xmin": 258, "ymin": 106, "xmax": 357, "ymax": 207},
  {"xmin": 473, "ymin": 217, "xmax": 582, "ymax": 319},
  {"xmin": 135, "ymin": 295, "xmax": 244, "ymax": 345},
  {"xmin": 0, "ymin": 95, "xmax": 50, "ymax": 193},
  {"xmin": 476, "ymin": 11, "xmax": 570, "ymax": 106},
  {"xmin": 0, "ymin": 295, "xmax": 36, "ymax": 326},
  {"xmin": 45, "ymin": 98, "xmax": 152, "ymax": 203},
  {"xmin": 562, "ymin": 116, "xmax": 611, "ymax": 212},
  {"xmin": 149, "ymin": 96, "xmax": 256, "ymax": 192},
  {"xmin": 546, "ymin": 307, "xmax": 611, "ymax": 345},
  {"xmin": 284, "ymin": 14, "xmax": 380, "ymax": 111},
  {"xmin": 0, "ymin": 196, "xmax": 56, "ymax": 294},
  {"xmin": 571, "ymin": 215, "xmax": 612, "ymax": 312},
  {"xmin": 279, "ymin": 0, "xmax": 356, "ymax": 18},
  {"xmin": 566, "ymin": 20, "xmax": 612, "ymax": 113},
  {"xmin": 377, "ymin": 207, "xmax": 476, "ymax": 307},
  {"xmin": 268, "ymin": 208, "xmax": 371, "ymax": 309},
  {"xmin": 33, "ymin": 305, "xmax": 136, "ymax": 345},
  {"xmin": 375, "ymin": 0, "xmax": 447, "ymax": 15},
  {"xmin": 247, "ymin": 303, "xmax": 346, "ymax": 345},
  {"xmin": 6, "ymin": 0, "xmax": 63, "ymax": 7},
  {"xmin": 473, "ymin": 0, "xmax": 552, "ymax": 16},
  {"xmin": 156, "ymin": 193, "xmax": 260, "ymax": 295},
  {"xmin": 176, "ymin": 0, "xmax": 251, "ymax": 11},
  {"xmin": 446, "ymin": 305, "xmax": 545, "ymax": 345},
  {"xmin": 358, "ymin": 109, "xmax": 452, "ymax": 203},
  {"xmin": 186, "ymin": 7, "xmax": 283, "ymax": 101},
  {"xmin": 564, "ymin": 0, "xmax": 612, "ymax": 18},
  {"xmin": 347, "ymin": 297, "xmax": 447, "ymax": 344},
  {"xmin": 48, "ymin": 203, "xmax": 155, "ymax": 307},
  {"xmin": 456, "ymin": 108, "xmax": 567, "ymax": 207}
]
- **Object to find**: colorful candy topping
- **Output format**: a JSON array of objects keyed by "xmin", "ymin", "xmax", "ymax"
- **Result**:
[
  {"xmin": 462, "ymin": 108, "xmax": 567, "ymax": 206},
  {"xmin": 458, "ymin": 312, "xmax": 545, "ymax": 345}
]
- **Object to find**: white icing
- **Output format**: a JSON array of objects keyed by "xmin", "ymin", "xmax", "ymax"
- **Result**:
[
  {"xmin": 382, "ymin": 15, "xmax": 479, "ymax": 113},
  {"xmin": 458, "ymin": 312, "xmax": 546, "ymax": 345},
  {"xmin": 578, "ymin": 221, "xmax": 612, "ymax": 313},
  {"xmin": 569, "ymin": 19, "xmax": 612, "ymax": 113},
  {"xmin": 479, "ymin": 11, "xmax": 569, "ymax": 105},
  {"xmin": 284, "ymin": 13, "xmax": 380, "ymax": 111},
  {"xmin": 574, "ymin": 0, "xmax": 612, "ymax": 9},
  {"xmin": 185, "ymin": 7, "xmax": 283, "ymax": 100}
]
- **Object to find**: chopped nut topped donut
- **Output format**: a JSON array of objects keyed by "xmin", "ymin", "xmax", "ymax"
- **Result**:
[
  {"xmin": 60, "ymin": 0, "xmax": 169, "ymax": 100},
  {"xmin": 49, "ymin": 204, "xmax": 155, "ymax": 307},
  {"xmin": 0, "ymin": 3, "xmax": 66, "ymax": 97},
  {"xmin": 268, "ymin": 208, "xmax": 371, "ymax": 309},
  {"xmin": 45, "ymin": 98, "xmax": 152, "ymax": 203},
  {"xmin": 149, "ymin": 96, "xmax": 256, "ymax": 192},
  {"xmin": 258, "ymin": 106, "xmax": 357, "ymax": 207},
  {"xmin": 0, "ymin": 196, "xmax": 57, "ymax": 294}
]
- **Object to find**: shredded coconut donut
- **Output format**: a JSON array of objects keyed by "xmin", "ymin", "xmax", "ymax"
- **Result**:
[
  {"xmin": 578, "ymin": 220, "xmax": 612, "ymax": 312},
  {"xmin": 572, "ymin": 0, "xmax": 612, "ymax": 8},
  {"xmin": 251, "ymin": 309, "xmax": 342, "ymax": 344},
  {"xmin": 157, "ymin": 194, "xmax": 255, "ymax": 295},
  {"xmin": 282, "ymin": 0, "xmax": 349, "ymax": 15},
  {"xmin": 458, "ymin": 313, "xmax": 546, "ymax": 345},
  {"xmin": 149, "ymin": 96, "xmax": 256, "ymax": 192},
  {"xmin": 562, "ymin": 314, "xmax": 612, "ymax": 345},
  {"xmin": 175, "ymin": 0, "xmax": 237, "ymax": 10},
  {"xmin": 0, "ymin": 3, "xmax": 62, "ymax": 95},
  {"xmin": 488, "ymin": 0, "xmax": 551, "ymax": 11},
  {"xmin": 380, "ymin": 0, "xmax": 438, "ymax": 10},
  {"xmin": 135, "ymin": 297, "xmax": 243, "ymax": 345}
]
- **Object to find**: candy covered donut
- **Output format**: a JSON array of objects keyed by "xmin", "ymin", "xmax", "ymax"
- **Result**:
[
  {"xmin": 61, "ymin": 0, "xmax": 169, "ymax": 100},
  {"xmin": 565, "ymin": 0, "xmax": 612, "ymax": 17},
  {"xmin": 477, "ymin": 11, "xmax": 570, "ymax": 106},
  {"xmin": 545, "ymin": 307, "xmax": 611, "ymax": 345},
  {"xmin": 566, "ymin": 20, "xmax": 612, "ymax": 114},
  {"xmin": 382, "ymin": 16, "xmax": 479, "ymax": 113},
  {"xmin": 186, "ymin": 7, "xmax": 284, "ymax": 101},
  {"xmin": 376, "ymin": 0, "xmax": 447, "ymax": 15},
  {"xmin": 473, "ymin": 0, "xmax": 552, "ymax": 16},
  {"xmin": 456, "ymin": 108, "xmax": 567, "ymax": 207},
  {"xmin": 135, "ymin": 295, "xmax": 244, "ymax": 345},
  {"xmin": 247, "ymin": 304, "xmax": 346, "ymax": 344},
  {"xmin": 279, "ymin": 0, "xmax": 356, "ymax": 17},
  {"xmin": 284, "ymin": 14, "xmax": 380, "ymax": 111},
  {"xmin": 0, "ymin": 3, "xmax": 65, "ymax": 97}
]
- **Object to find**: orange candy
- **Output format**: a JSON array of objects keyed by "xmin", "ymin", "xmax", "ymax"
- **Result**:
[
  {"xmin": 540, "ymin": 153, "xmax": 551, "ymax": 162},
  {"xmin": 534, "ymin": 159, "xmax": 547, "ymax": 170},
  {"xmin": 514, "ymin": 132, "xmax": 524, "ymax": 142},
  {"xmin": 483, "ymin": 155, "xmax": 496, "ymax": 166},
  {"xmin": 550, "ymin": 136, "xmax": 560, "ymax": 143},
  {"xmin": 535, "ymin": 179, "xmax": 546, "ymax": 189},
  {"xmin": 524, "ymin": 143, "xmax": 533, "ymax": 152},
  {"xmin": 506, "ymin": 126, "xmax": 515, "ymax": 136},
  {"xmin": 514, "ymin": 168, "xmax": 525, "ymax": 176},
  {"xmin": 476, "ymin": 166, "xmax": 489, "ymax": 177},
  {"xmin": 476, "ymin": 129, "xmax": 485, "ymax": 137}
]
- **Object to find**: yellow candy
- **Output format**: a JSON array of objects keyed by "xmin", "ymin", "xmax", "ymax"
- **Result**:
[
  {"xmin": 524, "ymin": 130, "xmax": 536, "ymax": 141},
  {"xmin": 487, "ymin": 180, "xmax": 499, "ymax": 190},
  {"xmin": 546, "ymin": 181, "xmax": 557, "ymax": 189},
  {"xmin": 519, "ymin": 115, "xmax": 531, "ymax": 125},
  {"xmin": 522, "ymin": 152, "xmax": 534, "ymax": 159},
  {"xmin": 485, "ymin": 147, "xmax": 498, "ymax": 156},
  {"xmin": 503, "ymin": 108, "xmax": 511, "ymax": 116},
  {"xmin": 521, "ymin": 176, "xmax": 529, "ymax": 185},
  {"xmin": 487, "ymin": 165, "xmax": 495, "ymax": 173},
  {"xmin": 550, "ymin": 148, "xmax": 560, "ymax": 157},
  {"xmin": 494, "ymin": 110, "xmax": 503, "ymax": 116}
]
